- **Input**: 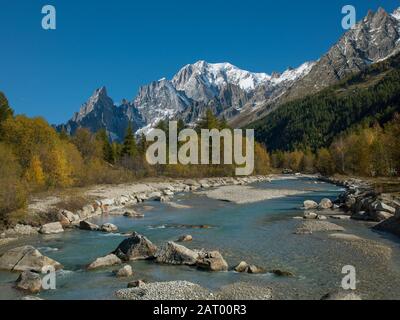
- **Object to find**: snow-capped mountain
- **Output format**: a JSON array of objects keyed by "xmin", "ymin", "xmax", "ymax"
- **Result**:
[
  {"xmin": 230, "ymin": 6, "xmax": 400, "ymax": 126},
  {"xmin": 59, "ymin": 6, "xmax": 400, "ymax": 140},
  {"xmin": 133, "ymin": 60, "xmax": 315, "ymax": 130},
  {"xmin": 58, "ymin": 87, "xmax": 144, "ymax": 141}
]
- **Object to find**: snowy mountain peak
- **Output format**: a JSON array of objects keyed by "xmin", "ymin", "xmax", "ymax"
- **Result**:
[
  {"xmin": 173, "ymin": 60, "xmax": 271, "ymax": 93},
  {"xmin": 272, "ymin": 62, "xmax": 316, "ymax": 85},
  {"xmin": 392, "ymin": 7, "xmax": 400, "ymax": 20},
  {"xmin": 72, "ymin": 86, "xmax": 112, "ymax": 122}
]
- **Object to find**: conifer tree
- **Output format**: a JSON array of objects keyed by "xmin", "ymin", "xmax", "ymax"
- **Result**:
[{"xmin": 121, "ymin": 122, "xmax": 137, "ymax": 158}]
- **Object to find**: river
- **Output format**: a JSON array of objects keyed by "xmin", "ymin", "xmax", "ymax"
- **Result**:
[{"xmin": 1, "ymin": 176, "xmax": 400, "ymax": 300}]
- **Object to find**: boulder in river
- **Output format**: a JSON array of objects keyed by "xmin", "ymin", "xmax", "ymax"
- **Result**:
[
  {"xmin": 234, "ymin": 261, "xmax": 249, "ymax": 273},
  {"xmin": 370, "ymin": 200, "xmax": 396, "ymax": 214},
  {"xmin": 87, "ymin": 254, "xmax": 122, "ymax": 270},
  {"xmin": 124, "ymin": 210, "xmax": 144, "ymax": 218},
  {"xmin": 127, "ymin": 279, "xmax": 146, "ymax": 288},
  {"xmin": 114, "ymin": 265, "xmax": 133, "ymax": 278},
  {"xmin": 101, "ymin": 223, "xmax": 118, "ymax": 233},
  {"xmin": 269, "ymin": 269, "xmax": 294, "ymax": 277},
  {"xmin": 319, "ymin": 198, "xmax": 333, "ymax": 210},
  {"xmin": 79, "ymin": 220, "xmax": 100, "ymax": 231},
  {"xmin": 303, "ymin": 212, "xmax": 318, "ymax": 220},
  {"xmin": 177, "ymin": 235, "xmax": 193, "ymax": 242},
  {"xmin": 15, "ymin": 271, "xmax": 42, "ymax": 293},
  {"xmin": 0, "ymin": 246, "xmax": 62, "ymax": 272},
  {"xmin": 155, "ymin": 242, "xmax": 199, "ymax": 266},
  {"xmin": 113, "ymin": 232, "xmax": 157, "ymax": 261},
  {"xmin": 39, "ymin": 222, "xmax": 64, "ymax": 235},
  {"xmin": 60, "ymin": 210, "xmax": 80, "ymax": 223},
  {"xmin": 303, "ymin": 200, "xmax": 318, "ymax": 210},
  {"xmin": 234, "ymin": 261, "xmax": 265, "ymax": 274},
  {"xmin": 196, "ymin": 251, "xmax": 228, "ymax": 272}
]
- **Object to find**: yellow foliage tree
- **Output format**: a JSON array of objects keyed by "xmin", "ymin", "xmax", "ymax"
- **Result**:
[{"xmin": 24, "ymin": 155, "xmax": 46, "ymax": 188}]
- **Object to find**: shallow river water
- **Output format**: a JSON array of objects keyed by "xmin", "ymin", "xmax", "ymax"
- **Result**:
[{"xmin": 1, "ymin": 177, "xmax": 400, "ymax": 300}]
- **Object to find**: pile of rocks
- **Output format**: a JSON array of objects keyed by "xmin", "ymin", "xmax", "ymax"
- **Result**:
[
  {"xmin": 334, "ymin": 182, "xmax": 398, "ymax": 222},
  {"xmin": 0, "ymin": 246, "xmax": 63, "ymax": 294}
]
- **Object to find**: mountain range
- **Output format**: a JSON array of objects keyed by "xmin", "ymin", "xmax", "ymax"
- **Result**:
[{"xmin": 58, "ymin": 6, "xmax": 400, "ymax": 141}]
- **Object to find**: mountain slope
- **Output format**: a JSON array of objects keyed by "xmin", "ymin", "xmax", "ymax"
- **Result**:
[
  {"xmin": 231, "ymin": 6, "xmax": 400, "ymax": 127},
  {"xmin": 249, "ymin": 52, "xmax": 400, "ymax": 151},
  {"xmin": 58, "ymin": 87, "xmax": 144, "ymax": 141}
]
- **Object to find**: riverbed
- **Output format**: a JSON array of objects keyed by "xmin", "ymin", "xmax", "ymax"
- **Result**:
[{"xmin": 1, "ymin": 176, "xmax": 400, "ymax": 300}]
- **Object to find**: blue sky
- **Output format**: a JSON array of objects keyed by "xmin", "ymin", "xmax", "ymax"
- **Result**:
[{"xmin": 0, "ymin": 0, "xmax": 399, "ymax": 124}]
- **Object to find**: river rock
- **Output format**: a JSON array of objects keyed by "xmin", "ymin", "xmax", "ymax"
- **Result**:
[
  {"xmin": 248, "ymin": 264, "xmax": 265, "ymax": 274},
  {"xmin": 156, "ymin": 196, "xmax": 170, "ymax": 202},
  {"xmin": 77, "ymin": 205, "xmax": 95, "ymax": 220},
  {"xmin": 163, "ymin": 190, "xmax": 174, "ymax": 197},
  {"xmin": 177, "ymin": 235, "xmax": 193, "ymax": 242},
  {"xmin": 303, "ymin": 200, "xmax": 318, "ymax": 210},
  {"xmin": 0, "ymin": 246, "xmax": 62, "ymax": 272},
  {"xmin": 371, "ymin": 201, "xmax": 396, "ymax": 214},
  {"xmin": 87, "ymin": 254, "xmax": 122, "ymax": 270},
  {"xmin": 127, "ymin": 280, "xmax": 146, "ymax": 288},
  {"xmin": 15, "ymin": 271, "xmax": 42, "ymax": 293},
  {"xmin": 114, "ymin": 265, "xmax": 133, "ymax": 277},
  {"xmin": 124, "ymin": 210, "xmax": 144, "ymax": 218},
  {"xmin": 148, "ymin": 192, "xmax": 163, "ymax": 200},
  {"xmin": 113, "ymin": 232, "xmax": 157, "ymax": 261},
  {"xmin": 79, "ymin": 220, "xmax": 100, "ymax": 231},
  {"xmin": 303, "ymin": 212, "xmax": 318, "ymax": 220},
  {"xmin": 196, "ymin": 251, "xmax": 228, "ymax": 272},
  {"xmin": 330, "ymin": 215, "xmax": 351, "ymax": 220},
  {"xmin": 39, "ymin": 222, "xmax": 64, "ymax": 235},
  {"xmin": 155, "ymin": 242, "xmax": 199, "ymax": 266},
  {"xmin": 234, "ymin": 261, "xmax": 250, "ymax": 273},
  {"xmin": 319, "ymin": 198, "xmax": 333, "ymax": 209},
  {"xmin": 373, "ymin": 211, "xmax": 393, "ymax": 222},
  {"xmin": 5, "ymin": 224, "xmax": 38, "ymax": 236},
  {"xmin": 269, "ymin": 269, "xmax": 294, "ymax": 277},
  {"xmin": 101, "ymin": 223, "xmax": 118, "ymax": 233},
  {"xmin": 60, "ymin": 210, "xmax": 80, "ymax": 223},
  {"xmin": 57, "ymin": 212, "xmax": 71, "ymax": 227}
]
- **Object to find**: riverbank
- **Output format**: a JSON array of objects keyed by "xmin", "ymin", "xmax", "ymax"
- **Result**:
[
  {"xmin": 0, "ymin": 175, "xmax": 274, "ymax": 241},
  {"xmin": 319, "ymin": 175, "xmax": 400, "ymax": 237}
]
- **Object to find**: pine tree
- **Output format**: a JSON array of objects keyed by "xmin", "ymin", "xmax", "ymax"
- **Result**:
[
  {"xmin": 121, "ymin": 122, "xmax": 137, "ymax": 158},
  {"xmin": 96, "ymin": 129, "xmax": 115, "ymax": 164},
  {"xmin": 197, "ymin": 109, "xmax": 220, "ymax": 130}
]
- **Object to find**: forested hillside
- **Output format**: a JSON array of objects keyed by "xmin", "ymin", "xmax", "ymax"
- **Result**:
[{"xmin": 250, "ymin": 52, "xmax": 400, "ymax": 151}]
